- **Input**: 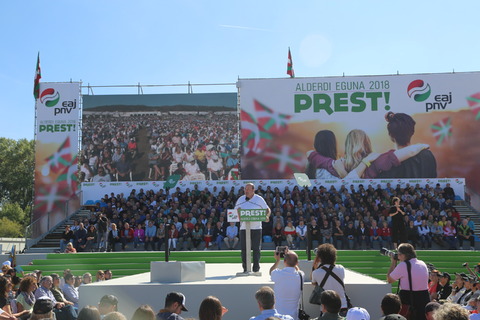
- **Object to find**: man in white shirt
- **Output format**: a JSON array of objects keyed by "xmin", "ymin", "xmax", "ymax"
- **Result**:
[
  {"xmin": 269, "ymin": 249, "xmax": 304, "ymax": 320},
  {"xmin": 295, "ymin": 220, "xmax": 307, "ymax": 249},
  {"xmin": 234, "ymin": 183, "xmax": 271, "ymax": 273}
]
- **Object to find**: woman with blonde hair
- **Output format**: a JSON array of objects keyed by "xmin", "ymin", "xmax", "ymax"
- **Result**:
[
  {"xmin": 96, "ymin": 270, "xmax": 105, "ymax": 282},
  {"xmin": 343, "ymin": 128, "xmax": 429, "ymax": 179},
  {"xmin": 344, "ymin": 129, "xmax": 373, "ymax": 174}
]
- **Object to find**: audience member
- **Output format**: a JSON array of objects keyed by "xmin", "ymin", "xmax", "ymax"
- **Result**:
[
  {"xmin": 249, "ymin": 286, "xmax": 293, "ymax": 320},
  {"xmin": 379, "ymin": 293, "xmax": 402, "ymax": 318},
  {"xmin": 424, "ymin": 301, "xmax": 440, "ymax": 320},
  {"xmin": 156, "ymin": 292, "xmax": 188, "ymax": 320},
  {"xmin": 131, "ymin": 305, "xmax": 156, "ymax": 320},
  {"xmin": 104, "ymin": 311, "xmax": 128, "ymax": 320},
  {"xmin": 50, "ymin": 274, "xmax": 75, "ymax": 308},
  {"xmin": 319, "ymin": 290, "xmax": 343, "ymax": 319},
  {"xmin": 432, "ymin": 302, "xmax": 469, "ymax": 320},
  {"xmin": 16, "ymin": 275, "xmax": 38, "ymax": 314},
  {"xmin": 198, "ymin": 296, "xmax": 227, "ymax": 320},
  {"xmin": 61, "ymin": 273, "xmax": 79, "ymax": 308},
  {"xmin": 77, "ymin": 305, "xmax": 101, "ymax": 320},
  {"xmin": 104, "ymin": 270, "xmax": 113, "ymax": 281},
  {"xmin": 224, "ymin": 222, "xmax": 239, "ymax": 250},
  {"xmin": 98, "ymin": 295, "xmax": 119, "ymax": 317},
  {"xmin": 345, "ymin": 307, "xmax": 370, "ymax": 320},
  {"xmin": 30, "ymin": 299, "xmax": 55, "ymax": 320},
  {"xmin": 34, "ymin": 276, "xmax": 78, "ymax": 320}
]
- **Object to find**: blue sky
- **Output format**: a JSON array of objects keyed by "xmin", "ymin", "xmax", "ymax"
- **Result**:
[{"xmin": 2, "ymin": 1, "xmax": 480, "ymax": 140}]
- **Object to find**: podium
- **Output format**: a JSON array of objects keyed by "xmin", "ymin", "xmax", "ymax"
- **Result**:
[{"xmin": 233, "ymin": 208, "xmax": 268, "ymax": 277}]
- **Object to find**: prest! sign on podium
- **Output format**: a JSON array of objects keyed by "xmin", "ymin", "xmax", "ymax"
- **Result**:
[
  {"xmin": 238, "ymin": 209, "xmax": 267, "ymax": 221},
  {"xmin": 235, "ymin": 208, "xmax": 268, "ymax": 276}
]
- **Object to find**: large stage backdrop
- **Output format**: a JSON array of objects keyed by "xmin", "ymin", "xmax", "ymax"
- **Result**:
[
  {"xmin": 34, "ymin": 82, "xmax": 81, "ymax": 237},
  {"xmin": 34, "ymin": 73, "xmax": 480, "ymax": 229},
  {"xmin": 238, "ymin": 72, "xmax": 480, "ymax": 195},
  {"xmin": 81, "ymin": 92, "xmax": 238, "ymax": 183}
]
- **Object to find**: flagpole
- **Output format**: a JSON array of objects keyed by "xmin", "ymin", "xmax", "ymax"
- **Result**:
[{"xmin": 28, "ymin": 53, "xmax": 41, "ymax": 250}]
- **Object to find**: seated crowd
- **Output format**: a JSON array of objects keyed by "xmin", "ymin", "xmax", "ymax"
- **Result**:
[
  {"xmin": 62, "ymin": 182, "xmax": 473, "ymax": 253},
  {"xmin": 0, "ymin": 263, "xmax": 113, "ymax": 320},
  {"xmin": 79, "ymin": 113, "xmax": 240, "ymax": 182},
  {"xmin": 3, "ymin": 255, "xmax": 480, "ymax": 320}
]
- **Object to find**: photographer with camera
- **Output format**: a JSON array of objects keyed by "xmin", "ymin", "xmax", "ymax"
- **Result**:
[
  {"xmin": 387, "ymin": 243, "xmax": 430, "ymax": 320},
  {"xmin": 269, "ymin": 247, "xmax": 303, "ymax": 320},
  {"xmin": 311, "ymin": 244, "xmax": 348, "ymax": 316}
]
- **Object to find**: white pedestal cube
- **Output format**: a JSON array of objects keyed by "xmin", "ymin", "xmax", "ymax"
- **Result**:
[{"xmin": 150, "ymin": 261, "xmax": 205, "ymax": 283}]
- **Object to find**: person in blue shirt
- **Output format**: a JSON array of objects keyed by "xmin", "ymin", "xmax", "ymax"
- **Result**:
[{"xmin": 249, "ymin": 286, "xmax": 293, "ymax": 320}]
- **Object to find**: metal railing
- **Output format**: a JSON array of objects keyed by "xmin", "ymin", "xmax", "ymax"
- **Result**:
[{"xmin": 24, "ymin": 190, "xmax": 83, "ymax": 250}]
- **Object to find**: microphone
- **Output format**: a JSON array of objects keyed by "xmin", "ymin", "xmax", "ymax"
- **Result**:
[{"xmin": 245, "ymin": 197, "xmax": 250, "ymax": 201}]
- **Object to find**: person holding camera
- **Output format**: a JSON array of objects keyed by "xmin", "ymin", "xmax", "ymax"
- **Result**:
[
  {"xmin": 387, "ymin": 243, "xmax": 430, "ymax": 320},
  {"xmin": 269, "ymin": 248, "xmax": 303, "ymax": 320},
  {"xmin": 311, "ymin": 244, "xmax": 348, "ymax": 315}
]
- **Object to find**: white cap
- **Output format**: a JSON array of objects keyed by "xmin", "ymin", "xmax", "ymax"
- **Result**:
[{"xmin": 346, "ymin": 307, "xmax": 370, "ymax": 320}]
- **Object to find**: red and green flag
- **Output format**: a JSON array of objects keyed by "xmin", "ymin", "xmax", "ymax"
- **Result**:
[
  {"xmin": 287, "ymin": 48, "xmax": 294, "ymax": 78},
  {"xmin": 57, "ymin": 156, "xmax": 79, "ymax": 194},
  {"xmin": 466, "ymin": 92, "xmax": 480, "ymax": 120},
  {"xmin": 33, "ymin": 53, "xmax": 41, "ymax": 99},
  {"xmin": 240, "ymin": 109, "xmax": 272, "ymax": 155},
  {"xmin": 254, "ymin": 99, "xmax": 292, "ymax": 135},
  {"xmin": 228, "ymin": 164, "xmax": 240, "ymax": 180},
  {"xmin": 431, "ymin": 117, "xmax": 452, "ymax": 146},
  {"xmin": 260, "ymin": 144, "xmax": 306, "ymax": 175},
  {"xmin": 44, "ymin": 137, "xmax": 72, "ymax": 173}
]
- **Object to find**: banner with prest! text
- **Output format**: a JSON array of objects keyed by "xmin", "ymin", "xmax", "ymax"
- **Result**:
[
  {"xmin": 33, "ymin": 82, "xmax": 80, "ymax": 237},
  {"xmin": 237, "ymin": 73, "xmax": 480, "ymax": 196}
]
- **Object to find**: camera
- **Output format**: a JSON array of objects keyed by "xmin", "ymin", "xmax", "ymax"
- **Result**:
[
  {"xmin": 276, "ymin": 246, "xmax": 288, "ymax": 258},
  {"xmin": 380, "ymin": 247, "xmax": 398, "ymax": 260},
  {"xmin": 463, "ymin": 262, "xmax": 468, "ymax": 267}
]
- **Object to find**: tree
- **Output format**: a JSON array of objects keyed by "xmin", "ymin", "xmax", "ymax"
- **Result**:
[
  {"xmin": 0, "ymin": 138, "xmax": 34, "ymax": 222},
  {"xmin": 0, "ymin": 202, "xmax": 25, "ymax": 224},
  {"xmin": 0, "ymin": 217, "xmax": 23, "ymax": 237}
]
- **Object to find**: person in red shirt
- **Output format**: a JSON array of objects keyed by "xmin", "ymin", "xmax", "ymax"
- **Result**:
[
  {"xmin": 120, "ymin": 222, "xmax": 135, "ymax": 250},
  {"xmin": 127, "ymin": 138, "xmax": 137, "ymax": 159},
  {"xmin": 428, "ymin": 270, "xmax": 440, "ymax": 300},
  {"xmin": 379, "ymin": 221, "xmax": 392, "ymax": 249}
]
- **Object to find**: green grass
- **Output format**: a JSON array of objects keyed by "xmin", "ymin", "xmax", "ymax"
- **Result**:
[{"xmin": 21, "ymin": 250, "xmax": 480, "ymax": 283}]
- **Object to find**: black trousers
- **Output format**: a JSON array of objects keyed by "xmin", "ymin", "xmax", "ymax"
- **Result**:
[
  {"xmin": 399, "ymin": 289, "xmax": 430, "ymax": 320},
  {"xmin": 240, "ymin": 229, "xmax": 262, "ymax": 272}
]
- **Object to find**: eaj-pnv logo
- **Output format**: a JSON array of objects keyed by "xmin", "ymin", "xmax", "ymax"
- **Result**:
[
  {"xmin": 407, "ymin": 80, "xmax": 431, "ymax": 102},
  {"xmin": 40, "ymin": 88, "xmax": 60, "ymax": 107}
]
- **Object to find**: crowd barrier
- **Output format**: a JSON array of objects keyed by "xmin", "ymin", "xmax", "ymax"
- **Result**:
[{"xmin": 81, "ymin": 178, "xmax": 465, "ymax": 204}]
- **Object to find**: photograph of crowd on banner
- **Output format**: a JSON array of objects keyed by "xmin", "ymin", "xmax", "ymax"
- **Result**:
[
  {"xmin": 238, "ymin": 73, "xmax": 480, "ymax": 194},
  {"xmin": 81, "ymin": 93, "xmax": 240, "ymax": 183}
]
